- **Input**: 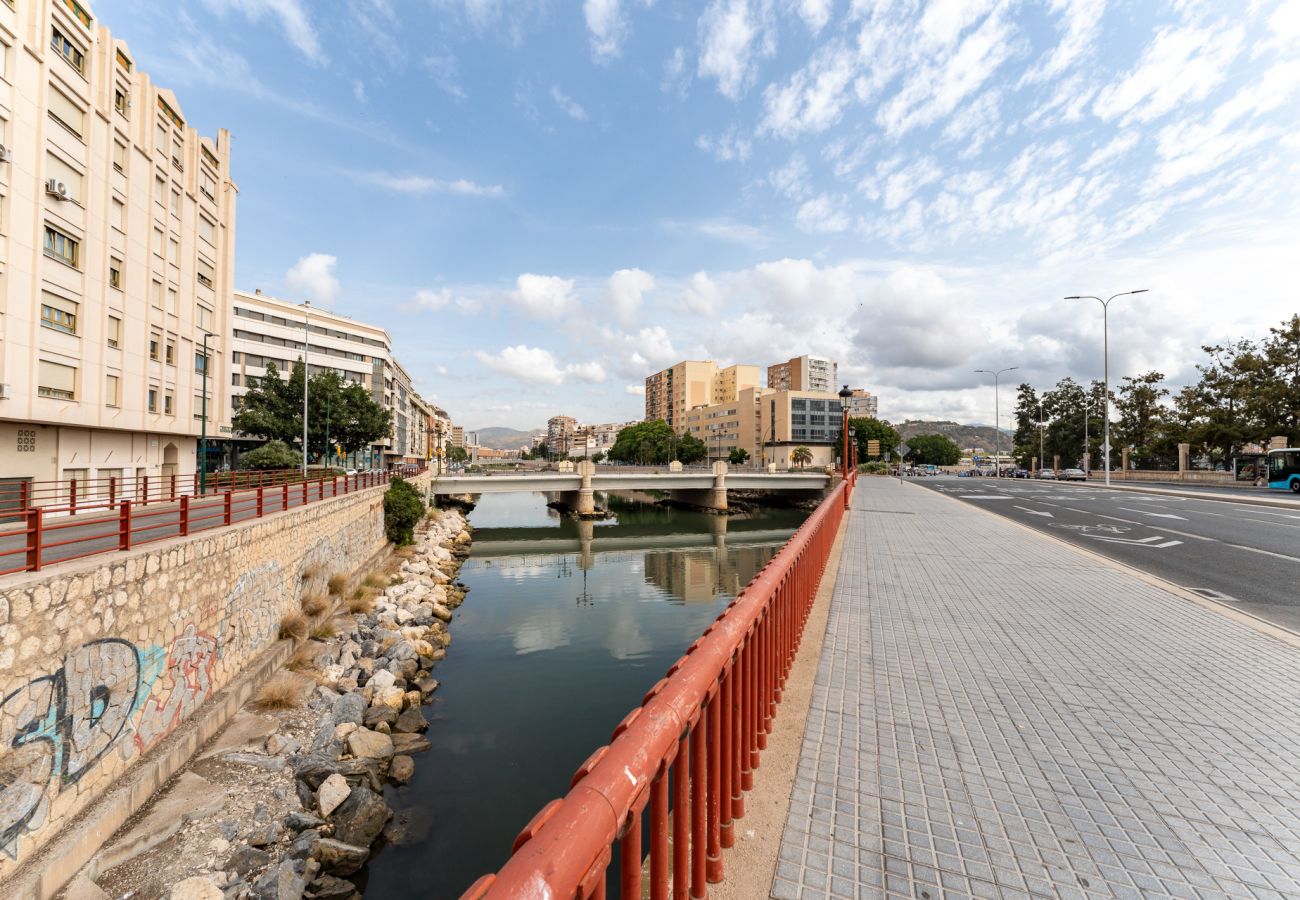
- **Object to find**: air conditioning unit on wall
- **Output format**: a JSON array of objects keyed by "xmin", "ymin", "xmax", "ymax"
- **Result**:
[
  {"xmin": 45, "ymin": 179, "xmax": 69, "ymax": 200},
  {"xmin": 0, "ymin": 144, "xmax": 11, "ymax": 163}
]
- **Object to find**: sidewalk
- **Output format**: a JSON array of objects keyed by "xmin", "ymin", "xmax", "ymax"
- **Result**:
[{"xmin": 774, "ymin": 478, "xmax": 1300, "ymax": 899}]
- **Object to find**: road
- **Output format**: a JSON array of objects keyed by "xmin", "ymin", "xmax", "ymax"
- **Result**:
[{"xmin": 912, "ymin": 476, "xmax": 1300, "ymax": 632}]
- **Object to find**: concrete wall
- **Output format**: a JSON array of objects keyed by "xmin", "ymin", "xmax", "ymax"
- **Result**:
[{"xmin": 0, "ymin": 471, "xmax": 429, "ymax": 878}]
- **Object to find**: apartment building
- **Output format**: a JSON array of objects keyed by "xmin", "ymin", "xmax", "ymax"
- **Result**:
[
  {"xmin": 767, "ymin": 355, "xmax": 838, "ymax": 393},
  {"xmin": 449, "ymin": 425, "xmax": 465, "ymax": 449},
  {"xmin": 546, "ymin": 414, "xmax": 576, "ymax": 456},
  {"xmin": 681, "ymin": 387, "xmax": 842, "ymax": 470},
  {"xmin": 0, "ymin": 2, "xmax": 237, "ymax": 485},
  {"xmin": 644, "ymin": 360, "xmax": 760, "ymax": 431},
  {"xmin": 845, "ymin": 388, "xmax": 878, "ymax": 419}
]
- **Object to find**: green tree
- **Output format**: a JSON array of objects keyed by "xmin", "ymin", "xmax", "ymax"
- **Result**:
[
  {"xmin": 728, "ymin": 447, "xmax": 750, "ymax": 465},
  {"xmin": 383, "ymin": 477, "xmax": 425, "ymax": 545},
  {"xmin": 791, "ymin": 446, "xmax": 813, "ymax": 469},
  {"xmin": 231, "ymin": 362, "xmax": 301, "ymax": 446},
  {"xmin": 905, "ymin": 434, "xmax": 961, "ymax": 466},
  {"xmin": 1011, "ymin": 383, "xmax": 1040, "ymax": 468},
  {"xmin": 1114, "ymin": 371, "xmax": 1171, "ymax": 469},
  {"xmin": 607, "ymin": 420, "xmax": 707, "ymax": 464},
  {"xmin": 238, "ymin": 440, "xmax": 299, "ymax": 470},
  {"xmin": 1260, "ymin": 314, "xmax": 1300, "ymax": 445},
  {"xmin": 847, "ymin": 417, "xmax": 901, "ymax": 461},
  {"xmin": 447, "ymin": 446, "xmax": 470, "ymax": 464}
]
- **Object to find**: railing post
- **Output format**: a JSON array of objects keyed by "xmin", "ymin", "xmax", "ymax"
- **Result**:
[
  {"xmin": 302, "ymin": 481, "xmax": 309, "ymax": 506},
  {"xmin": 257, "ymin": 486, "xmax": 265, "ymax": 517},
  {"xmin": 25, "ymin": 508, "xmax": 43, "ymax": 572},
  {"xmin": 19, "ymin": 480, "xmax": 30, "ymax": 513},
  {"xmin": 69, "ymin": 478, "xmax": 77, "ymax": 515},
  {"xmin": 332, "ymin": 475, "xmax": 338, "ymax": 496},
  {"xmin": 283, "ymin": 482, "xmax": 289, "ymax": 512},
  {"xmin": 119, "ymin": 500, "xmax": 132, "ymax": 551},
  {"xmin": 179, "ymin": 495, "xmax": 190, "ymax": 536},
  {"xmin": 224, "ymin": 491, "xmax": 233, "ymax": 526},
  {"xmin": 141, "ymin": 474, "xmax": 149, "ymax": 505},
  {"xmin": 170, "ymin": 473, "xmax": 177, "ymax": 501},
  {"xmin": 109, "ymin": 476, "xmax": 117, "ymax": 507}
]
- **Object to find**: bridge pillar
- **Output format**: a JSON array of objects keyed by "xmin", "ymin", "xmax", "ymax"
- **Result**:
[
  {"xmin": 1178, "ymin": 442, "xmax": 1189, "ymax": 480},
  {"xmin": 575, "ymin": 460, "xmax": 597, "ymax": 516},
  {"xmin": 668, "ymin": 460, "xmax": 728, "ymax": 513},
  {"xmin": 576, "ymin": 518, "xmax": 596, "ymax": 570}
]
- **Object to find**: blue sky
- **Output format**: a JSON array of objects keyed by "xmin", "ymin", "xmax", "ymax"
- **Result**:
[{"xmin": 98, "ymin": 0, "xmax": 1300, "ymax": 430}]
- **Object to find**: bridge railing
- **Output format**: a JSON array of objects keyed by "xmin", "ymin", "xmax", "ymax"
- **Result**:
[
  {"xmin": 0, "ymin": 467, "xmax": 425, "ymax": 577},
  {"xmin": 462, "ymin": 471, "xmax": 856, "ymax": 900}
]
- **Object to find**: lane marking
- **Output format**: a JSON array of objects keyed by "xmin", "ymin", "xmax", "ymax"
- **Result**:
[
  {"xmin": 1084, "ymin": 534, "xmax": 1183, "ymax": 549},
  {"xmin": 960, "ymin": 495, "xmax": 1013, "ymax": 500},
  {"xmin": 1116, "ymin": 506, "xmax": 1188, "ymax": 520},
  {"xmin": 1058, "ymin": 507, "xmax": 1219, "ymax": 542},
  {"xmin": 1013, "ymin": 506, "xmax": 1053, "ymax": 517},
  {"xmin": 1222, "ymin": 542, "xmax": 1300, "ymax": 564}
]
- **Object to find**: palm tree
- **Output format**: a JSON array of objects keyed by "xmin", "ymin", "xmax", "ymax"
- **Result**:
[{"xmin": 791, "ymin": 445, "xmax": 813, "ymax": 469}]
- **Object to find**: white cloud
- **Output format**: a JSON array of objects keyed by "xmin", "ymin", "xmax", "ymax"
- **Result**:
[
  {"xmin": 352, "ymin": 80, "xmax": 367, "ymax": 103},
  {"xmin": 585, "ymin": 0, "xmax": 628, "ymax": 61},
  {"xmin": 357, "ymin": 171, "xmax": 505, "ymax": 197},
  {"xmin": 1020, "ymin": 0, "xmax": 1106, "ymax": 85},
  {"xmin": 285, "ymin": 253, "xmax": 341, "ymax": 307},
  {"xmin": 1092, "ymin": 24, "xmax": 1245, "ymax": 124},
  {"xmin": 681, "ymin": 271, "xmax": 723, "ymax": 315},
  {"xmin": 607, "ymin": 268, "xmax": 656, "ymax": 325},
  {"xmin": 625, "ymin": 383, "xmax": 646, "ymax": 395},
  {"xmin": 760, "ymin": 41, "xmax": 858, "ymax": 137},
  {"xmin": 1081, "ymin": 131, "xmax": 1139, "ymax": 171},
  {"xmin": 697, "ymin": 0, "xmax": 775, "ymax": 100},
  {"xmin": 696, "ymin": 126, "xmax": 753, "ymax": 162},
  {"xmin": 410, "ymin": 288, "xmax": 477, "ymax": 313},
  {"xmin": 662, "ymin": 46, "xmax": 691, "ymax": 96},
  {"xmin": 509, "ymin": 274, "xmax": 580, "ymax": 318},
  {"xmin": 795, "ymin": 0, "xmax": 832, "ymax": 34},
  {"xmin": 551, "ymin": 86, "xmax": 589, "ymax": 121},
  {"xmin": 423, "ymin": 53, "xmax": 467, "ymax": 100},
  {"xmin": 474, "ymin": 345, "xmax": 606, "ymax": 384},
  {"xmin": 769, "ymin": 152, "xmax": 811, "ymax": 199},
  {"xmin": 204, "ymin": 0, "xmax": 324, "ymax": 63},
  {"xmin": 795, "ymin": 194, "xmax": 852, "ymax": 232}
]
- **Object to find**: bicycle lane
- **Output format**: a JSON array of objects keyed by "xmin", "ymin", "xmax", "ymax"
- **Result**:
[{"xmin": 915, "ymin": 479, "xmax": 1300, "ymax": 634}]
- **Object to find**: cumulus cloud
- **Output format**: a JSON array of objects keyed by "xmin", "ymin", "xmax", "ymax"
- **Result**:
[
  {"xmin": 585, "ymin": 0, "xmax": 628, "ymax": 62},
  {"xmin": 680, "ymin": 271, "xmax": 723, "ymax": 315},
  {"xmin": 697, "ymin": 0, "xmax": 775, "ymax": 100},
  {"xmin": 795, "ymin": 194, "xmax": 852, "ymax": 233},
  {"xmin": 607, "ymin": 268, "xmax": 656, "ymax": 325},
  {"xmin": 475, "ymin": 345, "xmax": 607, "ymax": 384},
  {"xmin": 285, "ymin": 253, "xmax": 341, "ymax": 307},
  {"xmin": 509, "ymin": 274, "xmax": 580, "ymax": 318},
  {"xmin": 409, "ymin": 288, "xmax": 476, "ymax": 313},
  {"xmin": 357, "ymin": 171, "xmax": 505, "ymax": 197},
  {"xmin": 696, "ymin": 126, "xmax": 753, "ymax": 162}
]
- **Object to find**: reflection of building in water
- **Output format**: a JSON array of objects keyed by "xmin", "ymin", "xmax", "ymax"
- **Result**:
[{"xmin": 642, "ymin": 544, "xmax": 778, "ymax": 602}]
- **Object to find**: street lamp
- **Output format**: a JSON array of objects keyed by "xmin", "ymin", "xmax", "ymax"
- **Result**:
[
  {"xmin": 974, "ymin": 367, "xmax": 1018, "ymax": 477},
  {"xmin": 301, "ymin": 301, "xmax": 311, "ymax": 477},
  {"xmin": 199, "ymin": 331, "xmax": 214, "ymax": 494},
  {"xmin": 1038, "ymin": 399, "xmax": 1045, "ymax": 477},
  {"xmin": 1066, "ymin": 289, "xmax": 1146, "ymax": 485},
  {"xmin": 1083, "ymin": 397, "xmax": 1093, "ymax": 474},
  {"xmin": 838, "ymin": 385, "xmax": 853, "ymax": 478}
]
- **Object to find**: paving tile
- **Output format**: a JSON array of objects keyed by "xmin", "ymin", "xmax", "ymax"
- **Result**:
[{"xmin": 771, "ymin": 479, "xmax": 1300, "ymax": 899}]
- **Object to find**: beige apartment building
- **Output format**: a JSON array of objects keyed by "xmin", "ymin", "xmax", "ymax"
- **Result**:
[
  {"xmin": 547, "ymin": 414, "xmax": 576, "ymax": 456},
  {"xmin": 644, "ymin": 360, "xmax": 760, "ymax": 431},
  {"xmin": 682, "ymin": 387, "xmax": 842, "ymax": 470},
  {"xmin": 767, "ymin": 355, "xmax": 837, "ymax": 393},
  {"xmin": 845, "ymin": 388, "xmax": 878, "ymax": 419},
  {"xmin": 0, "ymin": 2, "xmax": 237, "ymax": 487}
]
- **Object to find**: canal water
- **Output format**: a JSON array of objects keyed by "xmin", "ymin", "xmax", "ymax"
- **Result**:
[{"xmin": 362, "ymin": 491, "xmax": 809, "ymax": 898}]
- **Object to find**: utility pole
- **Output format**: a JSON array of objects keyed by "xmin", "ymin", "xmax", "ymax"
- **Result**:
[
  {"xmin": 975, "ymin": 367, "xmax": 1018, "ymax": 477},
  {"xmin": 302, "ymin": 301, "xmax": 311, "ymax": 477}
]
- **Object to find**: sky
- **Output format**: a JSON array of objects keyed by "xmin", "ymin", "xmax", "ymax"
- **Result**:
[{"xmin": 95, "ymin": 0, "xmax": 1300, "ymax": 431}]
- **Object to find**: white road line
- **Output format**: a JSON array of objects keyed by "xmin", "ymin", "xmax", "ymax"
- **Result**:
[
  {"xmin": 1116, "ymin": 507, "xmax": 1188, "ymax": 520},
  {"xmin": 1059, "ymin": 507, "xmax": 1219, "ymax": 542},
  {"xmin": 1013, "ymin": 506, "xmax": 1053, "ymax": 517}
]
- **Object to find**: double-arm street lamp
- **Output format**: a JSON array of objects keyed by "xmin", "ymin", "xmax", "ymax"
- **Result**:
[
  {"xmin": 1065, "ymin": 289, "xmax": 1147, "ymax": 485},
  {"xmin": 839, "ymin": 385, "xmax": 853, "ymax": 478},
  {"xmin": 974, "ymin": 367, "xmax": 1017, "ymax": 477},
  {"xmin": 1038, "ymin": 399, "xmax": 1045, "ymax": 476}
]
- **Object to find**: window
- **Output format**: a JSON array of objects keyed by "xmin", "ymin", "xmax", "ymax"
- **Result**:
[
  {"xmin": 193, "ymin": 394, "xmax": 206, "ymax": 420},
  {"xmin": 43, "ymin": 226, "xmax": 80, "ymax": 268},
  {"xmin": 151, "ymin": 280, "xmax": 162, "ymax": 308},
  {"xmin": 197, "ymin": 304, "xmax": 213, "ymax": 331},
  {"xmin": 164, "ymin": 392, "xmax": 173, "ymax": 415},
  {"xmin": 109, "ymin": 258, "xmax": 122, "ymax": 289},
  {"xmin": 40, "ymin": 294, "xmax": 78, "ymax": 334},
  {"xmin": 195, "ymin": 351, "xmax": 210, "ymax": 375},
  {"xmin": 152, "ymin": 228, "xmax": 164, "ymax": 258},
  {"xmin": 107, "ymin": 315, "xmax": 121, "ymax": 348},
  {"xmin": 105, "ymin": 374, "xmax": 119, "ymax": 407},
  {"xmin": 172, "ymin": 139, "xmax": 183, "ymax": 171},
  {"xmin": 197, "ymin": 258, "xmax": 214, "ymax": 288},
  {"xmin": 147, "ymin": 388, "xmax": 158, "ymax": 413},
  {"xmin": 111, "ymin": 197, "xmax": 125, "ymax": 230},
  {"xmin": 232, "ymin": 350, "xmax": 242, "ymax": 364},
  {"xmin": 48, "ymin": 85, "xmax": 83, "ymax": 137},
  {"xmin": 38, "ymin": 360, "xmax": 76, "ymax": 400},
  {"xmin": 165, "ymin": 340, "xmax": 175, "ymax": 366},
  {"xmin": 200, "ymin": 169, "xmax": 216, "ymax": 201},
  {"xmin": 169, "ymin": 188, "xmax": 180, "ymax": 218},
  {"xmin": 199, "ymin": 216, "xmax": 216, "ymax": 245},
  {"xmin": 46, "ymin": 152, "xmax": 83, "ymax": 202},
  {"xmin": 51, "ymin": 27, "xmax": 85, "ymax": 73},
  {"xmin": 231, "ymin": 372, "xmax": 241, "ymax": 387},
  {"xmin": 156, "ymin": 122, "xmax": 167, "ymax": 150},
  {"xmin": 169, "ymin": 237, "xmax": 179, "ymax": 265},
  {"xmin": 167, "ymin": 286, "xmax": 177, "ymax": 313},
  {"xmin": 149, "ymin": 334, "xmax": 160, "ymax": 360},
  {"xmin": 113, "ymin": 141, "xmax": 127, "ymax": 173},
  {"xmin": 114, "ymin": 88, "xmax": 128, "ymax": 116},
  {"xmin": 154, "ymin": 175, "xmax": 165, "ymax": 207}
]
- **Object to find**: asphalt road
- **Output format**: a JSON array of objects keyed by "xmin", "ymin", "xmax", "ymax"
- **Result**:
[{"xmin": 912, "ymin": 476, "xmax": 1300, "ymax": 633}]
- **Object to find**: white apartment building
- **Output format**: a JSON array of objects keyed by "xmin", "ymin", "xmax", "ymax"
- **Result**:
[
  {"xmin": 227, "ymin": 289, "xmax": 422, "ymax": 469},
  {"xmin": 0, "ymin": 2, "xmax": 237, "ymax": 486}
]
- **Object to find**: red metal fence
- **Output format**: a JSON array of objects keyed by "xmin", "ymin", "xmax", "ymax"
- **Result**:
[
  {"xmin": 0, "ymin": 467, "xmax": 425, "ymax": 577},
  {"xmin": 463, "ymin": 472, "xmax": 856, "ymax": 899}
]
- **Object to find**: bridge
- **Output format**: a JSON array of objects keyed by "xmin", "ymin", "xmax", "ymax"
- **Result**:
[{"xmin": 430, "ymin": 461, "xmax": 830, "ymax": 513}]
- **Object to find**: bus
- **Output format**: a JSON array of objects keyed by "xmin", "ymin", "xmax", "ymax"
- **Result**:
[{"xmin": 1267, "ymin": 448, "xmax": 1300, "ymax": 493}]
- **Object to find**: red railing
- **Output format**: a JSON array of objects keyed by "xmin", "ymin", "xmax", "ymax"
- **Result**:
[
  {"xmin": 0, "ymin": 467, "xmax": 426, "ymax": 577},
  {"xmin": 463, "ymin": 471, "xmax": 856, "ymax": 899}
]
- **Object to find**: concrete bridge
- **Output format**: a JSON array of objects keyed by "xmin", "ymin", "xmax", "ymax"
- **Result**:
[{"xmin": 429, "ymin": 461, "xmax": 830, "ymax": 513}]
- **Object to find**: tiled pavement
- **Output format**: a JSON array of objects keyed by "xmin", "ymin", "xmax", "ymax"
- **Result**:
[{"xmin": 773, "ymin": 478, "xmax": 1300, "ymax": 900}]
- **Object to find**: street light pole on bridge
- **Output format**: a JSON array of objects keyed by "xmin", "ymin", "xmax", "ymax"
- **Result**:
[{"xmin": 974, "ymin": 366, "xmax": 1017, "ymax": 477}]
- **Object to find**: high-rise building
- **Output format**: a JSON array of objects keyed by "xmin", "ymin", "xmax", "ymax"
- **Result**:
[
  {"xmin": 0, "ymin": 4, "xmax": 237, "ymax": 485},
  {"xmin": 767, "ymin": 355, "xmax": 838, "ymax": 393},
  {"xmin": 681, "ymin": 386, "xmax": 843, "ymax": 469},
  {"xmin": 547, "ymin": 415, "xmax": 577, "ymax": 456},
  {"xmin": 644, "ymin": 361, "xmax": 760, "ymax": 431},
  {"xmin": 845, "ymin": 388, "xmax": 878, "ymax": 419}
]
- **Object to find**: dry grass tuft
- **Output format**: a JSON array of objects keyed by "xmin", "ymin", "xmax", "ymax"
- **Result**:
[
  {"xmin": 327, "ymin": 573, "xmax": 348, "ymax": 596},
  {"xmin": 300, "ymin": 588, "xmax": 329, "ymax": 618},
  {"xmin": 279, "ymin": 611, "xmax": 309, "ymax": 642},
  {"xmin": 310, "ymin": 621, "xmax": 337, "ymax": 641},
  {"xmin": 362, "ymin": 572, "xmax": 387, "ymax": 590},
  {"xmin": 395, "ymin": 546, "xmax": 416, "ymax": 559},
  {"xmin": 301, "ymin": 563, "xmax": 321, "ymax": 582},
  {"xmin": 255, "ymin": 673, "xmax": 306, "ymax": 710},
  {"xmin": 285, "ymin": 640, "xmax": 323, "ymax": 672},
  {"xmin": 347, "ymin": 591, "xmax": 376, "ymax": 615}
]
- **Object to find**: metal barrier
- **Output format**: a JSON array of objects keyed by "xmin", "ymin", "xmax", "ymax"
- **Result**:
[
  {"xmin": 462, "ymin": 471, "xmax": 855, "ymax": 899},
  {"xmin": 0, "ymin": 468, "xmax": 426, "ymax": 577}
]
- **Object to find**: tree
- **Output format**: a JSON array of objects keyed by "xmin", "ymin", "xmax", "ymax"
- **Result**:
[
  {"xmin": 383, "ymin": 478, "xmax": 425, "ymax": 545},
  {"xmin": 847, "ymin": 417, "xmax": 901, "ymax": 461},
  {"xmin": 1012, "ymin": 383, "xmax": 1040, "ymax": 467},
  {"xmin": 728, "ymin": 447, "xmax": 750, "ymax": 465},
  {"xmin": 447, "ymin": 446, "xmax": 469, "ymax": 464},
  {"xmin": 1114, "ymin": 371, "xmax": 1171, "ymax": 469},
  {"xmin": 239, "ymin": 440, "xmax": 299, "ymax": 470},
  {"xmin": 905, "ymin": 434, "xmax": 961, "ymax": 466},
  {"xmin": 591, "ymin": 450, "xmax": 606, "ymax": 464},
  {"xmin": 791, "ymin": 446, "xmax": 813, "ymax": 469},
  {"xmin": 231, "ymin": 362, "xmax": 301, "ymax": 446},
  {"xmin": 607, "ymin": 420, "xmax": 707, "ymax": 464}
]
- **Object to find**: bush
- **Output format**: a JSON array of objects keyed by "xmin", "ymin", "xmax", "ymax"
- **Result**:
[
  {"xmin": 327, "ymin": 574, "xmax": 347, "ymax": 596},
  {"xmin": 239, "ymin": 440, "xmax": 301, "ymax": 471},
  {"xmin": 383, "ymin": 477, "xmax": 425, "ymax": 545},
  {"xmin": 858, "ymin": 461, "xmax": 890, "ymax": 474},
  {"xmin": 279, "ymin": 611, "xmax": 309, "ymax": 642},
  {"xmin": 300, "ymin": 588, "xmax": 329, "ymax": 618},
  {"xmin": 255, "ymin": 673, "xmax": 306, "ymax": 709}
]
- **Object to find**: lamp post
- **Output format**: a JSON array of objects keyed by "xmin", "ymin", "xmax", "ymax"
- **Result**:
[
  {"xmin": 1083, "ymin": 397, "xmax": 1093, "ymax": 474},
  {"xmin": 849, "ymin": 426, "xmax": 857, "ymax": 471},
  {"xmin": 199, "ymin": 331, "xmax": 213, "ymax": 495},
  {"xmin": 1066, "ymin": 289, "xmax": 1147, "ymax": 486},
  {"xmin": 838, "ymin": 385, "xmax": 852, "ymax": 478},
  {"xmin": 1038, "ymin": 399, "xmax": 1045, "ymax": 477},
  {"xmin": 974, "ymin": 367, "xmax": 1018, "ymax": 477},
  {"xmin": 301, "ymin": 301, "xmax": 311, "ymax": 477}
]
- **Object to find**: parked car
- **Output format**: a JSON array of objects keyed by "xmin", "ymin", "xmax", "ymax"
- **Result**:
[
  {"xmin": 1010, "ymin": 469, "xmax": 1030, "ymax": 479},
  {"xmin": 1037, "ymin": 469, "xmax": 1057, "ymax": 480},
  {"xmin": 1060, "ymin": 468, "xmax": 1087, "ymax": 482}
]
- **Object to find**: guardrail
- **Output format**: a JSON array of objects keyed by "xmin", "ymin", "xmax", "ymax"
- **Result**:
[
  {"xmin": 462, "ymin": 471, "xmax": 855, "ymax": 899},
  {"xmin": 0, "ymin": 467, "xmax": 425, "ymax": 577}
]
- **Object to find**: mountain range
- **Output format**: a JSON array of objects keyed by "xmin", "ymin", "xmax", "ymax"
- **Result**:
[
  {"xmin": 894, "ymin": 420, "xmax": 1011, "ymax": 453},
  {"xmin": 472, "ymin": 426, "xmax": 546, "ymax": 451}
]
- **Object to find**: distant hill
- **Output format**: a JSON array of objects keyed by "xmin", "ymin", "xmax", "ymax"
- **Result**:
[
  {"xmin": 473, "ymin": 426, "xmax": 546, "ymax": 451},
  {"xmin": 894, "ymin": 420, "xmax": 1010, "ymax": 453}
]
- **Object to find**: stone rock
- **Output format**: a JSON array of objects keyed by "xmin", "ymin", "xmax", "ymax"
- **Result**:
[
  {"xmin": 346, "ymin": 728, "xmax": 394, "ymax": 760},
  {"xmin": 223, "ymin": 752, "xmax": 287, "ymax": 772},
  {"xmin": 388, "ymin": 755, "xmax": 415, "ymax": 784},
  {"xmin": 288, "ymin": 828, "xmax": 320, "ymax": 861},
  {"xmin": 317, "ymin": 774, "xmax": 351, "ymax": 817},
  {"xmin": 455, "ymin": 531, "xmax": 471, "ymax": 544},
  {"xmin": 394, "ymin": 707, "xmax": 428, "ymax": 734},
  {"xmin": 170, "ymin": 876, "xmax": 224, "ymax": 900},
  {"xmin": 333, "ymin": 722, "xmax": 358, "ymax": 742},
  {"xmin": 363, "ymin": 705, "xmax": 398, "ymax": 728},
  {"xmin": 429, "ymin": 602, "xmax": 452, "ymax": 623},
  {"xmin": 306, "ymin": 874, "xmax": 362, "ymax": 899},
  {"xmin": 312, "ymin": 838, "xmax": 370, "ymax": 877},
  {"xmin": 382, "ymin": 806, "xmax": 432, "ymax": 847},
  {"xmin": 252, "ymin": 858, "xmax": 317, "ymax": 900},
  {"xmin": 245, "ymin": 823, "xmax": 281, "ymax": 847},
  {"xmin": 227, "ymin": 845, "xmax": 272, "ymax": 875},
  {"xmin": 388, "ymin": 640, "xmax": 418, "ymax": 662},
  {"xmin": 370, "ymin": 685, "xmax": 405, "ymax": 710},
  {"xmin": 329, "ymin": 693, "xmax": 365, "ymax": 729},
  {"xmin": 416, "ymin": 677, "xmax": 440, "ymax": 697},
  {"xmin": 368, "ymin": 669, "xmax": 396, "ymax": 691},
  {"xmin": 286, "ymin": 811, "xmax": 326, "ymax": 832},
  {"xmin": 267, "ymin": 734, "xmax": 303, "ymax": 756},
  {"xmin": 330, "ymin": 786, "xmax": 392, "ymax": 848},
  {"xmin": 389, "ymin": 733, "xmax": 432, "ymax": 755}
]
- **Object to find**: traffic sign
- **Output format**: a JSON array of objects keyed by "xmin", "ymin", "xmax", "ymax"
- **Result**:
[{"xmin": 867, "ymin": 439, "xmax": 881, "ymax": 457}]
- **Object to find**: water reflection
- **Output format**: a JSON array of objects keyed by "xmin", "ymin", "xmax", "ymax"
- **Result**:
[{"xmin": 363, "ymin": 491, "xmax": 809, "ymax": 899}]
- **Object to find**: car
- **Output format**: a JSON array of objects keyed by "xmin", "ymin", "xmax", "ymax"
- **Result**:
[
  {"xmin": 344, "ymin": 468, "xmax": 358, "ymax": 476},
  {"xmin": 957, "ymin": 470, "xmax": 973, "ymax": 477},
  {"xmin": 1037, "ymin": 469, "xmax": 1057, "ymax": 480},
  {"xmin": 1010, "ymin": 469, "xmax": 1030, "ymax": 479},
  {"xmin": 1060, "ymin": 468, "xmax": 1087, "ymax": 482}
]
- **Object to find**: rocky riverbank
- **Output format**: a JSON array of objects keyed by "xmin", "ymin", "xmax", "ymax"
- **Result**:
[{"xmin": 74, "ymin": 507, "xmax": 473, "ymax": 900}]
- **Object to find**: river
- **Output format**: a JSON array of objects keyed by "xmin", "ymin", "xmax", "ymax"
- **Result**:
[{"xmin": 361, "ymin": 491, "xmax": 809, "ymax": 898}]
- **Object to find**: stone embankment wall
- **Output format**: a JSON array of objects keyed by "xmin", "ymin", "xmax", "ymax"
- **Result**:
[{"xmin": 0, "ymin": 472, "xmax": 431, "ymax": 882}]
